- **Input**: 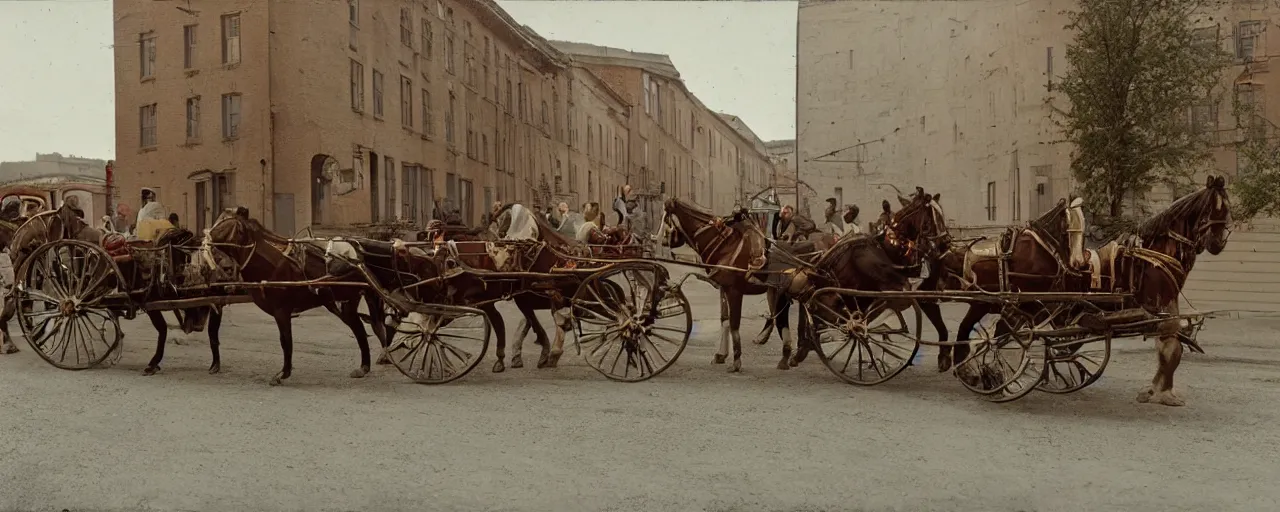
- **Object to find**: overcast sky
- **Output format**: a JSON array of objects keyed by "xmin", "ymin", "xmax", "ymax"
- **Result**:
[{"xmin": 0, "ymin": 0, "xmax": 795, "ymax": 163}]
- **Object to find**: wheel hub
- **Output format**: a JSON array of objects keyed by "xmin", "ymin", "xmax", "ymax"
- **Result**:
[{"xmin": 58, "ymin": 299, "xmax": 77, "ymax": 316}]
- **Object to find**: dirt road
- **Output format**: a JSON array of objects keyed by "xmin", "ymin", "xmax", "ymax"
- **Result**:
[{"xmin": 2, "ymin": 275, "xmax": 1279, "ymax": 511}]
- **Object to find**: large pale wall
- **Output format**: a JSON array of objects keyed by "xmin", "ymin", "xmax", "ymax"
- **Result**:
[{"xmin": 798, "ymin": 0, "xmax": 1076, "ymax": 227}]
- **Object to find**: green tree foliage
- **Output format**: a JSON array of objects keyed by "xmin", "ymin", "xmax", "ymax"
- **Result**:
[
  {"xmin": 1055, "ymin": 0, "xmax": 1232, "ymax": 220},
  {"xmin": 1231, "ymin": 93, "xmax": 1280, "ymax": 221}
]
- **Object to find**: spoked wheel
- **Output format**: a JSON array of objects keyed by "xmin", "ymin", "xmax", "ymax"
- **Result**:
[
  {"xmin": 382, "ymin": 303, "xmax": 490, "ymax": 384},
  {"xmin": 1037, "ymin": 301, "xmax": 1112, "ymax": 394},
  {"xmin": 954, "ymin": 309, "xmax": 1045, "ymax": 402},
  {"xmin": 15, "ymin": 240, "xmax": 126, "ymax": 370},
  {"xmin": 806, "ymin": 290, "xmax": 921, "ymax": 386},
  {"xmin": 571, "ymin": 262, "xmax": 691, "ymax": 382}
]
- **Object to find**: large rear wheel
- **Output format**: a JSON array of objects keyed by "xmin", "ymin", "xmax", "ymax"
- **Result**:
[
  {"xmin": 16, "ymin": 240, "xmax": 126, "ymax": 370},
  {"xmin": 382, "ymin": 303, "xmax": 490, "ymax": 384},
  {"xmin": 806, "ymin": 290, "xmax": 922, "ymax": 386},
  {"xmin": 571, "ymin": 262, "xmax": 691, "ymax": 382}
]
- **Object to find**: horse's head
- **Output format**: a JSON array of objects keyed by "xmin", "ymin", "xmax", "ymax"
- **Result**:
[
  {"xmin": 882, "ymin": 189, "xmax": 949, "ymax": 263},
  {"xmin": 1138, "ymin": 175, "xmax": 1233, "ymax": 259},
  {"xmin": 204, "ymin": 207, "xmax": 257, "ymax": 266},
  {"xmin": 1202, "ymin": 175, "xmax": 1232, "ymax": 255}
]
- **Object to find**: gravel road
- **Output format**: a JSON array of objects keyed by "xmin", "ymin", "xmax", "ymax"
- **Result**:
[{"xmin": 2, "ymin": 270, "xmax": 1279, "ymax": 511}]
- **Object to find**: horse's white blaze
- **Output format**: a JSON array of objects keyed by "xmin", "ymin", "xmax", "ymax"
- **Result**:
[{"xmin": 719, "ymin": 319, "xmax": 731, "ymax": 355}]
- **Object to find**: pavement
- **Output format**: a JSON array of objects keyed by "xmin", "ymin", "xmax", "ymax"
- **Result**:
[{"xmin": 1, "ymin": 265, "xmax": 1280, "ymax": 511}]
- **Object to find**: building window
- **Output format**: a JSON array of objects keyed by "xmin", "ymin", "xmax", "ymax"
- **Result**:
[
  {"xmin": 481, "ymin": 134, "xmax": 488, "ymax": 163},
  {"xmin": 1235, "ymin": 83, "xmax": 1266, "ymax": 139},
  {"xmin": 445, "ymin": 34, "xmax": 455, "ymax": 74},
  {"xmin": 372, "ymin": 70, "xmax": 384, "ymax": 119},
  {"xmin": 400, "ymin": 75, "xmax": 413, "ymax": 128},
  {"xmin": 1238, "ymin": 20, "xmax": 1263, "ymax": 62},
  {"xmin": 1189, "ymin": 97, "xmax": 1219, "ymax": 137},
  {"xmin": 221, "ymin": 14, "xmax": 241, "ymax": 65},
  {"xmin": 421, "ymin": 89, "xmax": 433, "ymax": 135},
  {"xmin": 1193, "ymin": 25, "xmax": 1219, "ymax": 52},
  {"xmin": 400, "ymin": 8, "xmax": 412, "ymax": 47},
  {"xmin": 384, "ymin": 156, "xmax": 397, "ymax": 220},
  {"xmin": 446, "ymin": 92, "xmax": 456, "ymax": 145},
  {"xmin": 466, "ymin": 113, "xmax": 475, "ymax": 159},
  {"xmin": 221, "ymin": 93, "xmax": 241, "ymax": 140},
  {"xmin": 186, "ymin": 97, "xmax": 201, "ymax": 142},
  {"xmin": 350, "ymin": 59, "xmax": 364, "ymax": 112},
  {"xmin": 139, "ymin": 103, "xmax": 157, "ymax": 148},
  {"xmin": 985, "ymin": 181, "xmax": 997, "ymax": 221},
  {"xmin": 421, "ymin": 19, "xmax": 433, "ymax": 60},
  {"xmin": 139, "ymin": 34, "xmax": 156, "ymax": 79},
  {"xmin": 348, "ymin": 0, "xmax": 359, "ymax": 50},
  {"xmin": 183, "ymin": 25, "xmax": 197, "ymax": 69},
  {"xmin": 642, "ymin": 73, "xmax": 651, "ymax": 115}
]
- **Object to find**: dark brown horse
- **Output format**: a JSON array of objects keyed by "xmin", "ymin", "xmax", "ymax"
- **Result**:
[
  {"xmin": 203, "ymin": 208, "xmax": 383, "ymax": 385},
  {"xmin": 924, "ymin": 197, "xmax": 1087, "ymax": 374}
]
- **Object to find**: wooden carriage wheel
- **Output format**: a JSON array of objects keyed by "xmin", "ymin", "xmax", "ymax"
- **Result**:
[
  {"xmin": 381, "ymin": 303, "xmax": 490, "ymax": 384},
  {"xmin": 570, "ymin": 262, "xmax": 691, "ymax": 382},
  {"xmin": 15, "ymin": 240, "xmax": 126, "ymax": 370},
  {"xmin": 1036, "ymin": 301, "xmax": 1113, "ymax": 394},
  {"xmin": 805, "ymin": 291, "xmax": 922, "ymax": 386},
  {"xmin": 953, "ymin": 308, "xmax": 1046, "ymax": 403}
]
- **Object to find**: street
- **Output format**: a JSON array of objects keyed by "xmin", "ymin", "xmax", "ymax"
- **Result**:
[{"xmin": 1, "ymin": 272, "xmax": 1279, "ymax": 512}]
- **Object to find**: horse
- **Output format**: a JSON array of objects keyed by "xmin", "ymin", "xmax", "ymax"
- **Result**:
[
  {"xmin": 1114, "ymin": 175, "xmax": 1230, "ymax": 406},
  {"xmin": 780, "ymin": 189, "xmax": 952, "ymax": 368},
  {"xmin": 924, "ymin": 196, "xmax": 1087, "ymax": 375},
  {"xmin": 202, "ymin": 208, "xmax": 384, "ymax": 385}
]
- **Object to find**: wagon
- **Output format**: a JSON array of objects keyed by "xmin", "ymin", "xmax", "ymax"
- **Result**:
[
  {"xmin": 801, "ymin": 287, "xmax": 1207, "ymax": 403},
  {"xmin": 12, "ymin": 235, "xmax": 251, "ymax": 370},
  {"xmin": 317, "ymin": 222, "xmax": 694, "ymax": 384}
]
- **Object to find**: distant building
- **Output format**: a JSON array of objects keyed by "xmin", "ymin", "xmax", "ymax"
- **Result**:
[
  {"xmin": 112, "ymin": 0, "xmax": 637, "ymax": 234},
  {"xmin": 0, "ymin": 153, "xmax": 109, "ymax": 219},
  {"xmin": 550, "ymin": 41, "xmax": 777, "ymax": 215}
]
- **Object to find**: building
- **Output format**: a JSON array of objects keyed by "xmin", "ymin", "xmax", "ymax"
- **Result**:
[
  {"xmin": 549, "ymin": 41, "xmax": 778, "ymax": 215},
  {"xmin": 797, "ymin": 0, "xmax": 1280, "ymax": 310},
  {"xmin": 112, "ymin": 0, "xmax": 630, "ymax": 234},
  {"xmin": 0, "ymin": 153, "xmax": 109, "ymax": 218}
]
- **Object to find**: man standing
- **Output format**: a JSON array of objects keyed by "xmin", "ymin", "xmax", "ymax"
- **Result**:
[
  {"xmin": 612, "ymin": 184, "xmax": 631, "ymax": 227},
  {"xmin": 772, "ymin": 205, "xmax": 818, "ymax": 243},
  {"xmin": 823, "ymin": 198, "xmax": 844, "ymax": 236}
]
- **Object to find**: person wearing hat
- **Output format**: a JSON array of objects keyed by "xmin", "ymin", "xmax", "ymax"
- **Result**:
[
  {"xmin": 842, "ymin": 204, "xmax": 862, "ymax": 236},
  {"xmin": 823, "ymin": 197, "xmax": 844, "ymax": 236}
]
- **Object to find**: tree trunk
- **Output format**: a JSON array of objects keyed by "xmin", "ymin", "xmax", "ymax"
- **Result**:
[{"xmin": 1109, "ymin": 193, "xmax": 1125, "ymax": 218}]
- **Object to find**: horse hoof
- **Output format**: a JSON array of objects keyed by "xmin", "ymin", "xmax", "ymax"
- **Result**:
[
  {"xmin": 1, "ymin": 344, "xmax": 18, "ymax": 355},
  {"xmin": 1141, "ymin": 390, "xmax": 1186, "ymax": 407},
  {"xmin": 208, "ymin": 363, "xmax": 221, "ymax": 375},
  {"xmin": 788, "ymin": 358, "xmax": 801, "ymax": 368},
  {"xmin": 349, "ymin": 366, "xmax": 370, "ymax": 378},
  {"xmin": 776, "ymin": 360, "xmax": 791, "ymax": 370},
  {"xmin": 713, "ymin": 354, "xmax": 727, "ymax": 364},
  {"xmin": 547, "ymin": 353, "xmax": 562, "ymax": 368},
  {"xmin": 727, "ymin": 360, "xmax": 742, "ymax": 373},
  {"xmin": 753, "ymin": 336, "xmax": 769, "ymax": 346},
  {"xmin": 269, "ymin": 371, "xmax": 289, "ymax": 386},
  {"xmin": 376, "ymin": 354, "xmax": 392, "ymax": 365},
  {"xmin": 142, "ymin": 366, "xmax": 160, "ymax": 376},
  {"xmin": 492, "ymin": 360, "xmax": 506, "ymax": 373},
  {"xmin": 511, "ymin": 355, "xmax": 524, "ymax": 369},
  {"xmin": 791, "ymin": 351, "xmax": 809, "ymax": 365}
]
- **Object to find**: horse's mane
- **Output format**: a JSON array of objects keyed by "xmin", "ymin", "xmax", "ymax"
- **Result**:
[
  {"xmin": 1028, "ymin": 199, "xmax": 1067, "ymax": 233},
  {"xmin": 1137, "ymin": 186, "xmax": 1226, "ymax": 240}
]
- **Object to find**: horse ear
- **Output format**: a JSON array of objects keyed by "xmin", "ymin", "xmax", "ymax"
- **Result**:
[
  {"xmin": 931, "ymin": 193, "xmax": 941, "ymax": 203},
  {"xmin": 882, "ymin": 200, "xmax": 892, "ymax": 212},
  {"xmin": 1213, "ymin": 176, "xmax": 1226, "ymax": 189},
  {"xmin": 1205, "ymin": 175, "xmax": 1216, "ymax": 188}
]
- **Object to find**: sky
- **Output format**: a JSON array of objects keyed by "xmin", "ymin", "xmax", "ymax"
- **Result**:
[{"xmin": 0, "ymin": 0, "xmax": 796, "ymax": 164}]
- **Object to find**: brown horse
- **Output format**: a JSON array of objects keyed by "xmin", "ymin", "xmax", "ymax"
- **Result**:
[
  {"xmin": 924, "ymin": 197, "xmax": 1087, "ymax": 374},
  {"xmin": 203, "ymin": 208, "xmax": 383, "ymax": 385}
]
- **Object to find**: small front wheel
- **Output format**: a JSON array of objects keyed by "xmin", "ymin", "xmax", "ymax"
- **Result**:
[
  {"xmin": 382, "ymin": 303, "xmax": 490, "ymax": 384},
  {"xmin": 571, "ymin": 263, "xmax": 691, "ymax": 382}
]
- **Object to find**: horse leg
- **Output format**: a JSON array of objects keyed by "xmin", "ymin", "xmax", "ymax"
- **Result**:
[
  {"xmin": 1137, "ymin": 318, "xmax": 1186, "ymax": 406},
  {"xmin": 270, "ymin": 309, "xmax": 294, "ymax": 386},
  {"xmin": 793, "ymin": 300, "xmax": 819, "ymax": 366},
  {"xmin": 919, "ymin": 301, "xmax": 949, "ymax": 370},
  {"xmin": 338, "ymin": 300, "xmax": 373, "ymax": 378},
  {"xmin": 726, "ymin": 290, "xmax": 746, "ymax": 373},
  {"xmin": 775, "ymin": 295, "xmax": 794, "ymax": 370},
  {"xmin": 547, "ymin": 305, "xmax": 572, "ymax": 369},
  {"xmin": 364, "ymin": 294, "xmax": 392, "ymax": 365},
  {"xmin": 477, "ymin": 303, "xmax": 508, "ymax": 373},
  {"xmin": 0, "ymin": 295, "xmax": 17, "ymax": 354},
  {"xmin": 142, "ymin": 310, "xmax": 169, "ymax": 376},
  {"xmin": 510, "ymin": 316, "xmax": 532, "ymax": 369},
  {"xmin": 949, "ymin": 304, "xmax": 988, "ymax": 385},
  {"xmin": 207, "ymin": 307, "xmax": 223, "ymax": 374},
  {"xmin": 713, "ymin": 291, "xmax": 729, "ymax": 364},
  {"xmin": 752, "ymin": 288, "xmax": 777, "ymax": 346}
]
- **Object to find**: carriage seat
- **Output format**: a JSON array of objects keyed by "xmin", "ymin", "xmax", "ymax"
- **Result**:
[
  {"xmin": 102, "ymin": 233, "xmax": 135, "ymax": 263},
  {"xmin": 961, "ymin": 235, "xmax": 1005, "ymax": 286}
]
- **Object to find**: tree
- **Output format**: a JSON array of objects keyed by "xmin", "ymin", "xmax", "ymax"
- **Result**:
[
  {"xmin": 1055, "ymin": 0, "xmax": 1232, "ymax": 221},
  {"xmin": 1231, "ymin": 91, "xmax": 1280, "ymax": 221}
]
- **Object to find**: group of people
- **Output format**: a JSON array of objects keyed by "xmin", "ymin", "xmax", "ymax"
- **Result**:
[{"xmin": 767, "ymin": 197, "xmax": 864, "ymax": 243}]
